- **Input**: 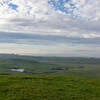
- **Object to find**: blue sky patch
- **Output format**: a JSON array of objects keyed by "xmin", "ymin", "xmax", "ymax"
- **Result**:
[
  {"xmin": 8, "ymin": 3, "xmax": 18, "ymax": 10},
  {"xmin": 48, "ymin": 0, "xmax": 76, "ymax": 16}
]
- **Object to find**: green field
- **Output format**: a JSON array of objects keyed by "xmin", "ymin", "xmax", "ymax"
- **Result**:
[
  {"xmin": 0, "ymin": 75, "xmax": 100, "ymax": 100},
  {"xmin": 0, "ymin": 54, "xmax": 100, "ymax": 78},
  {"xmin": 0, "ymin": 54, "xmax": 100, "ymax": 100}
]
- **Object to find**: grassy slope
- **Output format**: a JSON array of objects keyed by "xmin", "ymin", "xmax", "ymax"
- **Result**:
[
  {"xmin": 0, "ymin": 55, "xmax": 100, "ymax": 100},
  {"xmin": 0, "ymin": 75, "xmax": 100, "ymax": 100}
]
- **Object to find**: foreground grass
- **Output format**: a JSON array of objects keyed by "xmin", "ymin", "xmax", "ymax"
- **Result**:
[{"xmin": 0, "ymin": 75, "xmax": 100, "ymax": 100}]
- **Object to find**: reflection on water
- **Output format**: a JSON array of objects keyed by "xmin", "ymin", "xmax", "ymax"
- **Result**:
[{"xmin": 10, "ymin": 68, "xmax": 24, "ymax": 72}]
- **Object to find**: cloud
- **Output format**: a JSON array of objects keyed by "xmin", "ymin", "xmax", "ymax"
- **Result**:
[
  {"xmin": 0, "ymin": 0, "xmax": 100, "ymax": 56},
  {"xmin": 0, "ymin": 0, "xmax": 100, "ymax": 38},
  {"xmin": 0, "ymin": 31, "xmax": 100, "ymax": 45},
  {"xmin": 0, "ymin": 31, "xmax": 100, "ymax": 57}
]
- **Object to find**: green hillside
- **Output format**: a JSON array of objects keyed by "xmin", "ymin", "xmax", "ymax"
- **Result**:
[
  {"xmin": 0, "ymin": 54, "xmax": 100, "ymax": 78},
  {"xmin": 0, "ymin": 54, "xmax": 100, "ymax": 100},
  {"xmin": 0, "ymin": 75, "xmax": 100, "ymax": 100},
  {"xmin": 0, "ymin": 54, "xmax": 100, "ymax": 64}
]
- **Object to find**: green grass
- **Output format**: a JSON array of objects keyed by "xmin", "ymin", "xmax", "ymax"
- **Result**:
[
  {"xmin": 0, "ymin": 75, "xmax": 100, "ymax": 100},
  {"xmin": 0, "ymin": 55, "xmax": 100, "ymax": 100},
  {"xmin": 0, "ymin": 58, "xmax": 100, "ymax": 78}
]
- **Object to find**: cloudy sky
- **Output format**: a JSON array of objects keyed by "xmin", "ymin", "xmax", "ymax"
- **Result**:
[{"xmin": 0, "ymin": 0, "xmax": 100, "ymax": 57}]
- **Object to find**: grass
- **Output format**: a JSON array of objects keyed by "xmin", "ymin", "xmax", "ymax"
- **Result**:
[
  {"xmin": 0, "ymin": 58, "xmax": 100, "ymax": 78},
  {"xmin": 0, "ymin": 55, "xmax": 100, "ymax": 100},
  {"xmin": 0, "ymin": 75, "xmax": 100, "ymax": 100}
]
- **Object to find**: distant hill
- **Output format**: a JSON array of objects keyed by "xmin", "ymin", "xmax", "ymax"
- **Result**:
[
  {"xmin": 33, "ymin": 56, "xmax": 100, "ymax": 64},
  {"xmin": 0, "ymin": 54, "xmax": 100, "ymax": 64}
]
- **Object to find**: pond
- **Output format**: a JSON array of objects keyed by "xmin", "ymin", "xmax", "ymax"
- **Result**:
[{"xmin": 10, "ymin": 68, "xmax": 24, "ymax": 72}]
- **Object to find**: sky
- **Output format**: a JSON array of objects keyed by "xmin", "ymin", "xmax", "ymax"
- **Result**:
[{"xmin": 0, "ymin": 0, "xmax": 100, "ymax": 57}]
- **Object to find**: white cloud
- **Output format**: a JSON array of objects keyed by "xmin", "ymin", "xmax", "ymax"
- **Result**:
[
  {"xmin": 0, "ymin": 0, "xmax": 100, "ymax": 38},
  {"xmin": 66, "ymin": 0, "xmax": 100, "ymax": 21},
  {"xmin": 0, "ymin": 0, "xmax": 100, "ymax": 56}
]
